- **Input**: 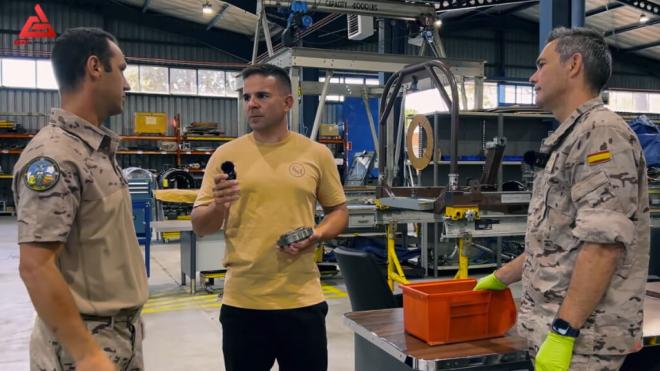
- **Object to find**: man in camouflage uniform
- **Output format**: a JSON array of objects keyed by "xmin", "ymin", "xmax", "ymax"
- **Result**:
[
  {"xmin": 475, "ymin": 27, "xmax": 649, "ymax": 370},
  {"xmin": 14, "ymin": 28, "xmax": 147, "ymax": 371}
]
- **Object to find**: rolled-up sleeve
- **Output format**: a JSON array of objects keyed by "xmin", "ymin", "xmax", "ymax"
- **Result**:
[{"xmin": 569, "ymin": 125, "xmax": 641, "ymax": 247}]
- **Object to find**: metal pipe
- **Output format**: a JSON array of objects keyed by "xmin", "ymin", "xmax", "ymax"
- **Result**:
[
  {"xmin": 378, "ymin": 72, "xmax": 402, "ymax": 190},
  {"xmin": 431, "ymin": 27, "xmax": 446, "ymax": 58},
  {"xmin": 378, "ymin": 60, "xmax": 460, "ymax": 191},
  {"xmin": 429, "ymin": 61, "xmax": 460, "ymax": 188},
  {"xmin": 251, "ymin": 1, "xmax": 263, "ymax": 64},
  {"xmin": 261, "ymin": 12, "xmax": 274, "ymax": 56},
  {"xmin": 310, "ymin": 70, "xmax": 333, "ymax": 140},
  {"xmin": 424, "ymin": 64, "xmax": 459, "ymax": 184},
  {"xmin": 393, "ymin": 91, "xmax": 406, "ymax": 181},
  {"xmin": 361, "ymin": 88, "xmax": 379, "ymax": 159},
  {"xmin": 471, "ymin": 242, "xmax": 495, "ymax": 255}
]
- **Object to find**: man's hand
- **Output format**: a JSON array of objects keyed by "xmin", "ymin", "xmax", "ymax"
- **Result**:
[
  {"xmin": 473, "ymin": 272, "xmax": 508, "ymax": 291},
  {"xmin": 76, "ymin": 349, "xmax": 117, "ymax": 371},
  {"xmin": 212, "ymin": 173, "xmax": 240, "ymax": 210},
  {"xmin": 279, "ymin": 229, "xmax": 322, "ymax": 256},
  {"xmin": 534, "ymin": 332, "xmax": 575, "ymax": 371}
]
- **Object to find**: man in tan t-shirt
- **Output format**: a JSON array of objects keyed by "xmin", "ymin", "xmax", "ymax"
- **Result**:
[
  {"xmin": 192, "ymin": 64, "xmax": 348, "ymax": 371},
  {"xmin": 14, "ymin": 28, "xmax": 147, "ymax": 371}
]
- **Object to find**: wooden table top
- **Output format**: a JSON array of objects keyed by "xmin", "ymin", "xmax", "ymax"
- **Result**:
[{"xmin": 344, "ymin": 307, "xmax": 528, "ymax": 362}]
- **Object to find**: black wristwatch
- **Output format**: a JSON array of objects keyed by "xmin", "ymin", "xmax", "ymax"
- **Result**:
[{"xmin": 551, "ymin": 318, "xmax": 580, "ymax": 338}]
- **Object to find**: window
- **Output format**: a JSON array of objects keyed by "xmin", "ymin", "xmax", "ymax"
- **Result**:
[
  {"xmin": 405, "ymin": 89, "xmax": 449, "ymax": 115},
  {"xmin": 198, "ymin": 69, "xmax": 225, "ymax": 96},
  {"xmin": 0, "ymin": 57, "xmax": 240, "ymax": 99},
  {"xmin": 345, "ymin": 77, "xmax": 364, "ymax": 85},
  {"xmin": 319, "ymin": 76, "xmax": 340, "ymax": 84},
  {"xmin": 326, "ymin": 95, "xmax": 345, "ymax": 102},
  {"xmin": 607, "ymin": 90, "xmax": 660, "ymax": 114},
  {"xmin": 225, "ymin": 71, "xmax": 238, "ymax": 97},
  {"xmin": 2, "ymin": 58, "xmax": 36, "ymax": 88},
  {"xmin": 139, "ymin": 66, "xmax": 169, "ymax": 94},
  {"xmin": 124, "ymin": 65, "xmax": 140, "ymax": 92},
  {"xmin": 483, "ymin": 82, "xmax": 498, "ymax": 109},
  {"xmin": 650, "ymin": 94, "xmax": 660, "ymax": 113},
  {"xmin": 36, "ymin": 60, "xmax": 58, "ymax": 90},
  {"xmin": 170, "ymin": 68, "xmax": 197, "ymax": 95},
  {"xmin": 498, "ymin": 83, "xmax": 536, "ymax": 106}
]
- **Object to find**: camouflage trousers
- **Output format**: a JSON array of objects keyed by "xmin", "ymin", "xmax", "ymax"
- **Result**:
[
  {"xmin": 30, "ymin": 309, "xmax": 144, "ymax": 371},
  {"xmin": 531, "ymin": 352, "xmax": 627, "ymax": 371}
]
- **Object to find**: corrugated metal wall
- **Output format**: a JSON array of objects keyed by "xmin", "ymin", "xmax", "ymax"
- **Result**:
[
  {"xmin": 0, "ymin": 0, "xmax": 244, "ymax": 184},
  {"xmin": 1, "ymin": 1, "xmax": 243, "ymax": 135}
]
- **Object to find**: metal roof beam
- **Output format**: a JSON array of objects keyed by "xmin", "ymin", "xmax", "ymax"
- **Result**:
[
  {"xmin": 206, "ymin": 3, "xmax": 230, "ymax": 31},
  {"xmin": 621, "ymin": 39, "xmax": 660, "ymax": 52},
  {"xmin": 604, "ymin": 16, "xmax": 660, "ymax": 36},
  {"xmin": 141, "ymin": 0, "xmax": 152, "ymax": 13},
  {"xmin": 90, "ymin": 0, "xmax": 251, "ymax": 61},
  {"xmin": 585, "ymin": 2, "xmax": 623, "ymax": 17},
  {"xmin": 617, "ymin": 0, "xmax": 660, "ymax": 16}
]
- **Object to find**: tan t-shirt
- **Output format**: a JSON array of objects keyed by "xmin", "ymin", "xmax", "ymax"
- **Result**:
[
  {"xmin": 13, "ymin": 108, "xmax": 149, "ymax": 316},
  {"xmin": 195, "ymin": 131, "xmax": 346, "ymax": 309}
]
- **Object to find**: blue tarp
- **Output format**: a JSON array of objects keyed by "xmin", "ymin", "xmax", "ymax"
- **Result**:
[{"xmin": 629, "ymin": 115, "xmax": 660, "ymax": 167}]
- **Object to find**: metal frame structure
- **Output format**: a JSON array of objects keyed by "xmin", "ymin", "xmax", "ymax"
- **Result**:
[{"xmin": 237, "ymin": 47, "xmax": 485, "ymax": 138}]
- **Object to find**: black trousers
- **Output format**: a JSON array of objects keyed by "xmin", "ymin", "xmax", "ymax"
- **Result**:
[{"xmin": 219, "ymin": 302, "xmax": 329, "ymax": 371}]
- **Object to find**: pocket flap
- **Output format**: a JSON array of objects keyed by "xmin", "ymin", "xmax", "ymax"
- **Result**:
[{"xmin": 571, "ymin": 171, "xmax": 609, "ymax": 202}]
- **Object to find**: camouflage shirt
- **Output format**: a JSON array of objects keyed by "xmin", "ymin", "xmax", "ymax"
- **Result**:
[
  {"xmin": 519, "ymin": 98, "xmax": 650, "ymax": 355},
  {"xmin": 13, "ymin": 108, "xmax": 148, "ymax": 315}
]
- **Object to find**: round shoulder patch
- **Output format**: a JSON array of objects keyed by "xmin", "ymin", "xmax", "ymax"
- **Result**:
[{"xmin": 23, "ymin": 157, "xmax": 61, "ymax": 192}]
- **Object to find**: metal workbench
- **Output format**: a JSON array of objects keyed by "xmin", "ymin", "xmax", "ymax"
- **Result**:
[{"xmin": 344, "ymin": 284, "xmax": 660, "ymax": 371}]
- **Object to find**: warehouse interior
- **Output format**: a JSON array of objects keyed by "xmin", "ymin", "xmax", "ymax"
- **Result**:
[{"xmin": 1, "ymin": 0, "xmax": 660, "ymax": 370}]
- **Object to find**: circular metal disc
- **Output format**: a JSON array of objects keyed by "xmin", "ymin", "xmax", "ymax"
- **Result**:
[{"xmin": 406, "ymin": 115, "xmax": 434, "ymax": 171}]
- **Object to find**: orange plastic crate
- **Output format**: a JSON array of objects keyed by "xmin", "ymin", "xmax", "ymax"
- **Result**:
[{"xmin": 401, "ymin": 278, "xmax": 516, "ymax": 345}]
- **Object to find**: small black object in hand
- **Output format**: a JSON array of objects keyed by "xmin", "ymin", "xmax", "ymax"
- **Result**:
[
  {"xmin": 277, "ymin": 227, "xmax": 313, "ymax": 247},
  {"xmin": 221, "ymin": 161, "xmax": 236, "ymax": 180}
]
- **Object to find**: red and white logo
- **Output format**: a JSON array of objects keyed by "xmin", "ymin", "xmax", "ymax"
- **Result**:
[{"xmin": 14, "ymin": 4, "xmax": 56, "ymax": 46}]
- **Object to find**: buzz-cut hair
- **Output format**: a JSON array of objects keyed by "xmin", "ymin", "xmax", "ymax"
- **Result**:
[{"xmin": 240, "ymin": 63, "xmax": 292, "ymax": 94}]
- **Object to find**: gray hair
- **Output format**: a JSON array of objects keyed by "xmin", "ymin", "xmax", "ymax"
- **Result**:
[{"xmin": 547, "ymin": 27, "xmax": 612, "ymax": 93}]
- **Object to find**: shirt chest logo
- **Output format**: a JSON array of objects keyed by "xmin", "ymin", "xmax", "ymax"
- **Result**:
[{"xmin": 289, "ymin": 162, "xmax": 305, "ymax": 177}]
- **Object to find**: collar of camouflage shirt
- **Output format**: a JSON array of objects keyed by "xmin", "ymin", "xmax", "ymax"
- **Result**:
[
  {"xmin": 540, "ymin": 97, "xmax": 604, "ymax": 154},
  {"xmin": 49, "ymin": 108, "xmax": 120, "ymax": 153}
]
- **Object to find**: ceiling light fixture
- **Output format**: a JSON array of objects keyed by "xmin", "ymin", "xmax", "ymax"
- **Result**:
[
  {"xmin": 433, "ymin": 18, "xmax": 443, "ymax": 28},
  {"xmin": 640, "ymin": 13, "xmax": 650, "ymax": 23},
  {"xmin": 202, "ymin": 1, "xmax": 213, "ymax": 15}
]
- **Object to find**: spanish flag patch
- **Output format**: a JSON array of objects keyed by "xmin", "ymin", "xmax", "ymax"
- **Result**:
[{"xmin": 587, "ymin": 150, "xmax": 612, "ymax": 165}]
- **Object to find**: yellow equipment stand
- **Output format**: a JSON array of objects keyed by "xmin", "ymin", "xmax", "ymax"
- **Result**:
[
  {"xmin": 444, "ymin": 206, "xmax": 479, "ymax": 280},
  {"xmin": 453, "ymin": 233, "xmax": 472, "ymax": 280},
  {"xmin": 387, "ymin": 223, "xmax": 410, "ymax": 290}
]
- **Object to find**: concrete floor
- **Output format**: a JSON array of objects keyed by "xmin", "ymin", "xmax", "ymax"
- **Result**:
[
  {"xmin": 0, "ymin": 215, "xmax": 354, "ymax": 371},
  {"xmin": 0, "ymin": 215, "xmax": 518, "ymax": 371}
]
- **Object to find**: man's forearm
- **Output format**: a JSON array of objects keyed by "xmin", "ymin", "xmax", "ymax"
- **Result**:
[
  {"xmin": 495, "ymin": 252, "xmax": 527, "ymax": 285},
  {"xmin": 316, "ymin": 204, "xmax": 348, "ymax": 240},
  {"xmin": 558, "ymin": 243, "xmax": 622, "ymax": 328},
  {"xmin": 191, "ymin": 202, "xmax": 225, "ymax": 236},
  {"xmin": 20, "ymin": 251, "xmax": 100, "ymax": 362}
]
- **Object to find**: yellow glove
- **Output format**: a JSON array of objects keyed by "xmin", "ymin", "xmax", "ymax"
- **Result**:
[
  {"xmin": 473, "ymin": 272, "xmax": 507, "ymax": 291},
  {"xmin": 534, "ymin": 331, "xmax": 575, "ymax": 371}
]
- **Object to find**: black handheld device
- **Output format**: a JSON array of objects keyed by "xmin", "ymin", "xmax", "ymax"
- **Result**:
[{"xmin": 221, "ymin": 161, "xmax": 236, "ymax": 180}]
